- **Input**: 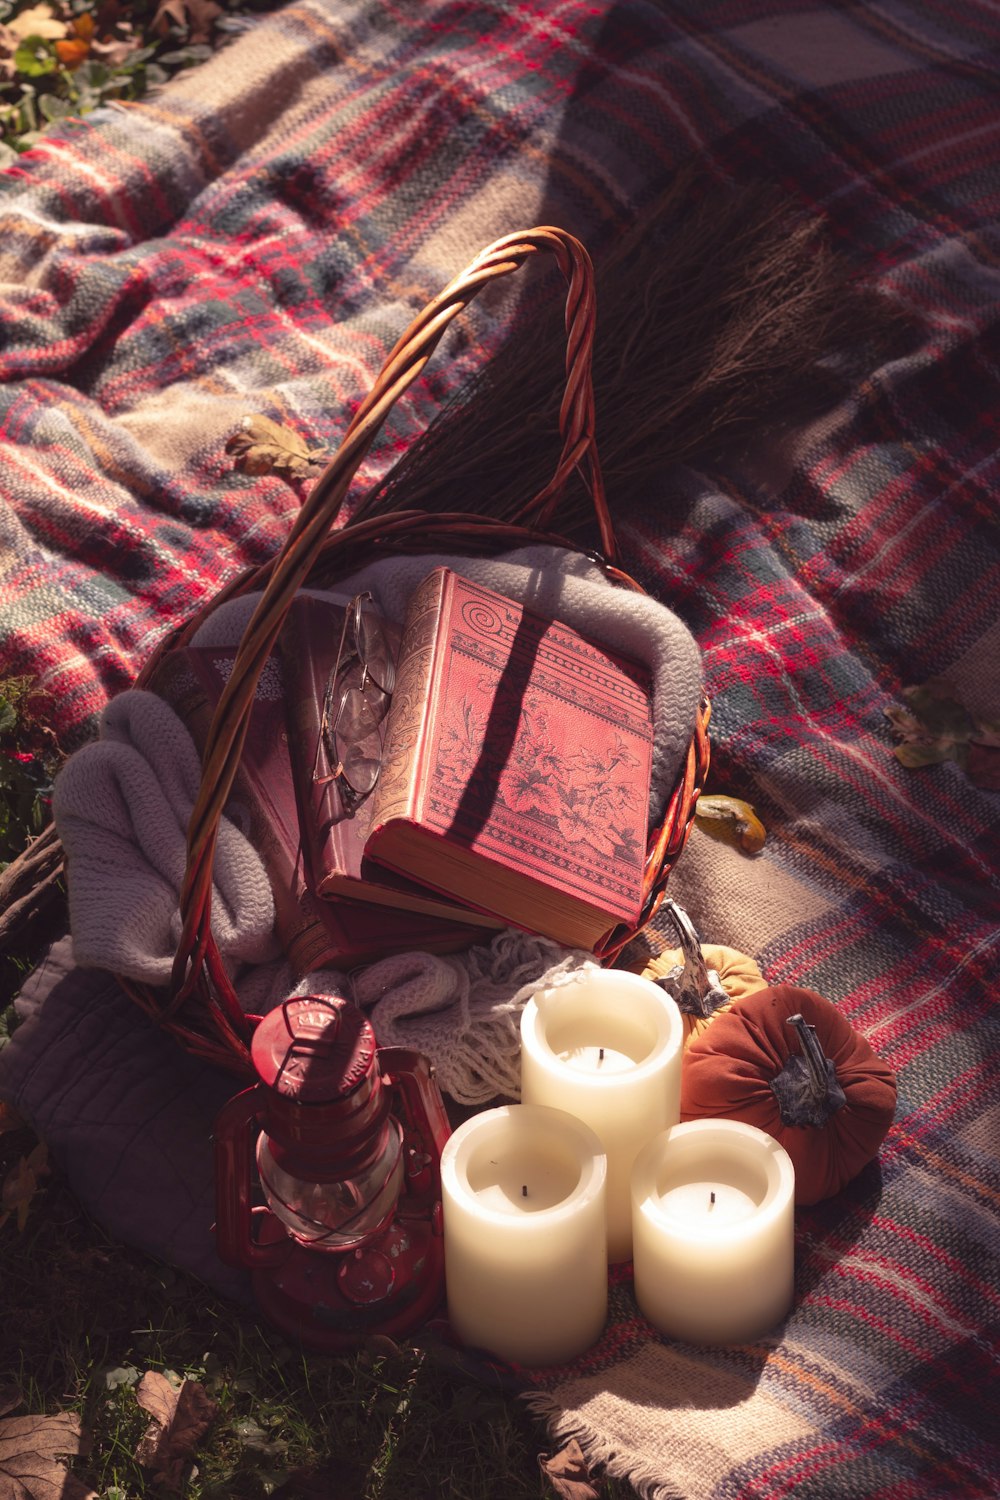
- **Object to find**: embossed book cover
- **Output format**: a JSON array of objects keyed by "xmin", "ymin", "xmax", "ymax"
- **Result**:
[{"xmin": 365, "ymin": 567, "xmax": 654, "ymax": 950}]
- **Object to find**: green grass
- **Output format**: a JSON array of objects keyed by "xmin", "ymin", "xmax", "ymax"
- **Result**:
[
  {"xmin": 2, "ymin": 1123, "xmax": 644, "ymax": 1498},
  {"xmin": 0, "ymin": 0, "xmax": 282, "ymax": 161}
]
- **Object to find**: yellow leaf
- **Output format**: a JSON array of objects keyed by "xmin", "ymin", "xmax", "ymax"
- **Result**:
[
  {"xmin": 1, "ymin": 1141, "xmax": 48, "ymax": 1232},
  {"xmin": 694, "ymin": 794, "xmax": 767, "ymax": 854}
]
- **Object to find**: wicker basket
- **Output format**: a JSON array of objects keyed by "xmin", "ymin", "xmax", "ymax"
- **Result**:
[{"xmin": 44, "ymin": 228, "xmax": 712, "ymax": 1075}]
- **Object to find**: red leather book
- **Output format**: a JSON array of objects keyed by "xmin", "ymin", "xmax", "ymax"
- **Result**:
[
  {"xmin": 364, "ymin": 567, "xmax": 654, "ymax": 951},
  {"xmin": 150, "ymin": 640, "xmax": 485, "ymax": 976},
  {"xmin": 279, "ymin": 592, "xmax": 505, "ymax": 932}
]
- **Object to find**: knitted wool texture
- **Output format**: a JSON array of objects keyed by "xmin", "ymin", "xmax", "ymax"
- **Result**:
[
  {"xmin": 197, "ymin": 544, "xmax": 703, "ymax": 818},
  {"xmin": 330, "ymin": 544, "xmax": 702, "ymax": 820},
  {"xmin": 51, "ymin": 690, "xmax": 280, "ymax": 986},
  {"xmin": 352, "ymin": 933, "xmax": 596, "ymax": 1104}
]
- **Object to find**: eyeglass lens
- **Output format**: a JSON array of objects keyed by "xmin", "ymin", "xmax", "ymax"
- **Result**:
[
  {"xmin": 353, "ymin": 598, "xmax": 396, "ymax": 695},
  {"xmin": 332, "ymin": 673, "xmax": 388, "ymax": 797},
  {"xmin": 314, "ymin": 594, "xmax": 397, "ymax": 799}
]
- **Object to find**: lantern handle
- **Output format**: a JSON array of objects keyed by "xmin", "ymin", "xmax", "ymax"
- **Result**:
[
  {"xmin": 378, "ymin": 1047, "xmax": 451, "ymax": 1204},
  {"xmin": 213, "ymin": 1086, "xmax": 290, "ymax": 1270}
]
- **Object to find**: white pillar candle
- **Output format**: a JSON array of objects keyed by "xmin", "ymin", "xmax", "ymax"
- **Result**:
[
  {"xmin": 439, "ymin": 1104, "xmax": 607, "ymax": 1367},
  {"xmin": 520, "ymin": 968, "xmax": 683, "ymax": 1262},
  {"xmin": 631, "ymin": 1118, "xmax": 796, "ymax": 1345}
]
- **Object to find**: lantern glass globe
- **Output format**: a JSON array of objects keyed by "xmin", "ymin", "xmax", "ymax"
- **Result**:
[{"xmin": 256, "ymin": 1119, "xmax": 405, "ymax": 1250}]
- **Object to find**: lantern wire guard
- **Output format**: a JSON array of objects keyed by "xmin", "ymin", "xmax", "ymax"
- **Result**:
[{"xmin": 78, "ymin": 228, "xmax": 710, "ymax": 1074}]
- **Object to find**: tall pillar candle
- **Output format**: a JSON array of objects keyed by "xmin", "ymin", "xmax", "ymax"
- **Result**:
[
  {"xmin": 631, "ymin": 1118, "xmax": 795, "ymax": 1345},
  {"xmin": 520, "ymin": 968, "xmax": 683, "ymax": 1262},
  {"xmin": 440, "ymin": 1104, "xmax": 607, "ymax": 1367}
]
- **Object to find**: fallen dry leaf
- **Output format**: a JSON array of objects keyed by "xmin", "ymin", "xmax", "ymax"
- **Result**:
[
  {"xmin": 225, "ymin": 413, "xmax": 327, "ymax": 479},
  {"xmin": 152, "ymin": 0, "xmax": 222, "ymax": 43},
  {"xmin": 151, "ymin": 0, "xmax": 188, "ymax": 33},
  {"xmin": 694, "ymin": 794, "xmax": 767, "ymax": 854},
  {"xmin": 0, "ymin": 1409, "xmax": 97, "ymax": 1500},
  {"xmin": 90, "ymin": 23, "xmax": 143, "ymax": 70},
  {"xmin": 134, "ymin": 1371, "xmax": 217, "ymax": 1490},
  {"xmin": 538, "ymin": 1437, "xmax": 600, "ymax": 1500},
  {"xmin": 0, "ymin": 1141, "xmax": 49, "ymax": 1233},
  {"xmin": 885, "ymin": 676, "xmax": 1000, "ymax": 789},
  {"xmin": 6, "ymin": 4, "xmax": 66, "ymax": 42}
]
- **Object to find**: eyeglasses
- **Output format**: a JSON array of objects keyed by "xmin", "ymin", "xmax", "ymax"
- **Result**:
[{"xmin": 312, "ymin": 592, "xmax": 397, "ymax": 803}]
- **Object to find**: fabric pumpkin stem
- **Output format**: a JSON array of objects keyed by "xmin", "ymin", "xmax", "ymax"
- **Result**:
[
  {"xmin": 631, "ymin": 942, "xmax": 766, "ymax": 1047},
  {"xmin": 628, "ymin": 900, "xmax": 768, "ymax": 1048},
  {"xmin": 769, "ymin": 1014, "xmax": 848, "ymax": 1128},
  {"xmin": 657, "ymin": 900, "xmax": 731, "ymax": 1019}
]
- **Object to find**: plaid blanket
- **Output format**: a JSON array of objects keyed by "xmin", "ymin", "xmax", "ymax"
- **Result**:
[{"xmin": 2, "ymin": 3, "xmax": 999, "ymax": 1498}]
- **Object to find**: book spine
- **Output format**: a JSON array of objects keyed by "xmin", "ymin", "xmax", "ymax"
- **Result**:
[
  {"xmin": 369, "ymin": 567, "xmax": 449, "ymax": 832},
  {"xmin": 280, "ymin": 598, "xmax": 336, "ymax": 895}
]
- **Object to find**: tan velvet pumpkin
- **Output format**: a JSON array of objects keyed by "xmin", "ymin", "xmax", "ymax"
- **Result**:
[
  {"xmin": 633, "ymin": 942, "xmax": 767, "ymax": 1046},
  {"xmin": 680, "ymin": 984, "xmax": 897, "ymax": 1205}
]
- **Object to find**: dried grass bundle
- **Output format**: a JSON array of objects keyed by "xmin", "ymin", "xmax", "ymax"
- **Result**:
[{"xmin": 358, "ymin": 176, "xmax": 908, "ymax": 537}]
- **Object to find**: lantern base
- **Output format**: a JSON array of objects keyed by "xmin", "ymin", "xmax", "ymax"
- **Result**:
[{"xmin": 251, "ymin": 1209, "xmax": 445, "ymax": 1352}]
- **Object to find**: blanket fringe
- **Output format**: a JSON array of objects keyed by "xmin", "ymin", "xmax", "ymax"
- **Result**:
[{"xmin": 520, "ymin": 1389, "xmax": 688, "ymax": 1500}]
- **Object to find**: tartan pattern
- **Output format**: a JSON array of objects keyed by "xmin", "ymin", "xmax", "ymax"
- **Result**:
[{"xmin": 2, "ymin": 2, "xmax": 999, "ymax": 1497}]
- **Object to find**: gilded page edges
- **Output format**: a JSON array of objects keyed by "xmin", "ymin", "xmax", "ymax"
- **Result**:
[{"xmin": 371, "ymin": 567, "xmax": 447, "ymax": 830}]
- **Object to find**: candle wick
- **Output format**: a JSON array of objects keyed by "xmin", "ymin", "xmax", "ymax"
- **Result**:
[
  {"xmin": 710, "ymin": 1191, "xmax": 716, "ymax": 1208},
  {"xmin": 598, "ymin": 1048, "xmax": 605, "ymax": 1062},
  {"xmin": 522, "ymin": 1184, "xmax": 528, "ymax": 1197}
]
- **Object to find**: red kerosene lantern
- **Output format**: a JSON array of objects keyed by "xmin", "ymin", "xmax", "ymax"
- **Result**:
[{"xmin": 214, "ymin": 994, "xmax": 451, "ymax": 1350}]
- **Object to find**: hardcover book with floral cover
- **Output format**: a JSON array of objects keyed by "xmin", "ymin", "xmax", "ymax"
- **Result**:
[{"xmin": 364, "ymin": 567, "xmax": 654, "ymax": 950}]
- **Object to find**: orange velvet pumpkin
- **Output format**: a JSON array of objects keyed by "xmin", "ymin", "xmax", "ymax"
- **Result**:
[{"xmin": 680, "ymin": 984, "xmax": 897, "ymax": 1204}]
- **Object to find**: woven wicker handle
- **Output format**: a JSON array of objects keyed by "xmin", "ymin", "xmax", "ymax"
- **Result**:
[{"xmin": 170, "ymin": 228, "xmax": 607, "ymax": 1019}]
